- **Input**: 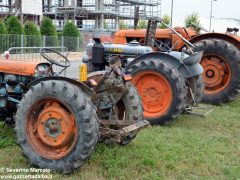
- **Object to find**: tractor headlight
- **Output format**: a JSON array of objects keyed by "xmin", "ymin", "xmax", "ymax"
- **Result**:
[{"xmin": 35, "ymin": 64, "xmax": 50, "ymax": 78}]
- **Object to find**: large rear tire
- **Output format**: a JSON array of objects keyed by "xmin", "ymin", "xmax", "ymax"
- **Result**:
[
  {"xmin": 15, "ymin": 80, "xmax": 99, "ymax": 174},
  {"xmin": 194, "ymin": 38, "xmax": 240, "ymax": 105},
  {"xmin": 127, "ymin": 59, "xmax": 187, "ymax": 125}
]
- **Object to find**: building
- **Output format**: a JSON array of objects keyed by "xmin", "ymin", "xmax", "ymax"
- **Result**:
[
  {"xmin": 0, "ymin": 0, "xmax": 161, "ymax": 32},
  {"xmin": 0, "ymin": 0, "xmax": 42, "ymax": 24}
]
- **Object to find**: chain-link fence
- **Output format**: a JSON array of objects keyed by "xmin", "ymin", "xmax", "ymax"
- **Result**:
[{"xmin": 0, "ymin": 34, "xmax": 83, "ymax": 53}]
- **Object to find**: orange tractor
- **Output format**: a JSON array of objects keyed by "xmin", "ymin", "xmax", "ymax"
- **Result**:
[
  {"xmin": 113, "ymin": 22, "xmax": 240, "ymax": 105},
  {"xmin": 0, "ymin": 47, "xmax": 148, "ymax": 173}
]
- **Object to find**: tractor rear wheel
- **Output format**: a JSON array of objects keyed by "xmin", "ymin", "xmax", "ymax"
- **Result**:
[
  {"xmin": 194, "ymin": 39, "xmax": 240, "ymax": 105},
  {"xmin": 127, "ymin": 59, "xmax": 187, "ymax": 125},
  {"xmin": 15, "ymin": 80, "xmax": 99, "ymax": 173}
]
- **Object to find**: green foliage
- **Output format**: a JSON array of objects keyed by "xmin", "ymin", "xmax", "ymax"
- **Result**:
[
  {"xmin": 5, "ymin": 16, "xmax": 23, "ymax": 48},
  {"xmin": 24, "ymin": 21, "xmax": 40, "ymax": 36},
  {"xmin": 159, "ymin": 14, "xmax": 171, "ymax": 29},
  {"xmin": 184, "ymin": 12, "xmax": 201, "ymax": 32},
  {"xmin": 6, "ymin": 16, "xmax": 23, "ymax": 34},
  {"xmin": 0, "ymin": 20, "xmax": 8, "ymax": 52},
  {"xmin": 137, "ymin": 20, "xmax": 147, "ymax": 29},
  {"xmin": 40, "ymin": 17, "xmax": 58, "ymax": 46},
  {"xmin": 24, "ymin": 21, "xmax": 42, "ymax": 47},
  {"xmin": 40, "ymin": 17, "xmax": 57, "ymax": 36},
  {"xmin": 119, "ymin": 20, "xmax": 127, "ymax": 30},
  {"xmin": 0, "ymin": 20, "xmax": 7, "ymax": 34},
  {"xmin": 62, "ymin": 22, "xmax": 80, "ymax": 37},
  {"xmin": 0, "ymin": 123, "xmax": 16, "ymax": 148},
  {"xmin": 62, "ymin": 22, "xmax": 81, "ymax": 51}
]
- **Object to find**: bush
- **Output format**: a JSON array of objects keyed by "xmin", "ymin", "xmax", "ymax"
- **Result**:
[
  {"xmin": 119, "ymin": 20, "xmax": 127, "ymax": 30},
  {"xmin": 0, "ymin": 20, "xmax": 7, "ymax": 34},
  {"xmin": 0, "ymin": 20, "xmax": 8, "ymax": 52},
  {"xmin": 137, "ymin": 20, "xmax": 147, "ymax": 29},
  {"xmin": 159, "ymin": 15, "xmax": 171, "ymax": 29},
  {"xmin": 6, "ymin": 16, "xmax": 24, "ymax": 48},
  {"xmin": 184, "ymin": 12, "xmax": 201, "ymax": 32},
  {"xmin": 40, "ymin": 17, "xmax": 58, "ymax": 46},
  {"xmin": 24, "ymin": 21, "xmax": 42, "ymax": 47},
  {"xmin": 62, "ymin": 22, "xmax": 81, "ymax": 51},
  {"xmin": 6, "ymin": 16, "xmax": 23, "ymax": 35}
]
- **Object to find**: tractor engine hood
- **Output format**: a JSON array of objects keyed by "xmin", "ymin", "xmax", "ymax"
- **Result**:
[{"xmin": 0, "ymin": 60, "xmax": 46, "ymax": 76}]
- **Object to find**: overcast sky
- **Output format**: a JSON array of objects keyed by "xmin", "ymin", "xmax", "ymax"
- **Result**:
[{"xmin": 161, "ymin": 0, "xmax": 240, "ymax": 26}]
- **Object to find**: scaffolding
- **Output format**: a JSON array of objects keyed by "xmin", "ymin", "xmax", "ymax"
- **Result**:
[
  {"xmin": 0, "ymin": 0, "xmax": 161, "ymax": 31},
  {"xmin": 43, "ymin": 0, "xmax": 161, "ymax": 31}
]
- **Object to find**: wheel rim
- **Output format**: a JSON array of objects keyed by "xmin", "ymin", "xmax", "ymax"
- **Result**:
[
  {"xmin": 201, "ymin": 54, "xmax": 232, "ymax": 95},
  {"xmin": 26, "ymin": 98, "xmax": 78, "ymax": 160},
  {"xmin": 132, "ymin": 71, "xmax": 173, "ymax": 118}
]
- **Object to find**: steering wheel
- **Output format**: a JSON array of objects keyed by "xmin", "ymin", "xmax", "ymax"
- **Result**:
[{"xmin": 40, "ymin": 48, "xmax": 70, "ymax": 68}]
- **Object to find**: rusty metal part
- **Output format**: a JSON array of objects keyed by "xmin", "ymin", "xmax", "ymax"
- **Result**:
[
  {"xmin": 201, "ymin": 54, "xmax": 231, "ymax": 94},
  {"xmin": 26, "ymin": 98, "xmax": 77, "ymax": 160},
  {"xmin": 184, "ymin": 105, "xmax": 214, "ymax": 118},
  {"xmin": 99, "ymin": 120, "xmax": 149, "ymax": 143}
]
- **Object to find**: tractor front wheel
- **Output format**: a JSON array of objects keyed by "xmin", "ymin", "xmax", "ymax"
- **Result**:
[
  {"xmin": 127, "ymin": 59, "xmax": 187, "ymax": 125},
  {"xmin": 15, "ymin": 80, "xmax": 99, "ymax": 173}
]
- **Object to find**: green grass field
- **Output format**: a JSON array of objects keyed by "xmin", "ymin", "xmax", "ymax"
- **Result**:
[{"xmin": 0, "ymin": 97, "xmax": 239, "ymax": 180}]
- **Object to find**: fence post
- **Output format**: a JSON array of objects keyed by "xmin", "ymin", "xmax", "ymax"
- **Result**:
[
  {"xmin": 20, "ymin": 34, "xmax": 24, "ymax": 53},
  {"xmin": 43, "ymin": 35, "xmax": 46, "ymax": 47},
  {"xmin": 61, "ymin": 36, "xmax": 64, "ymax": 48},
  {"xmin": 77, "ymin": 37, "xmax": 79, "ymax": 52}
]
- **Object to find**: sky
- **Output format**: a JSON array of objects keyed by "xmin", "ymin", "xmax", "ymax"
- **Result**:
[{"xmin": 161, "ymin": 0, "xmax": 240, "ymax": 29}]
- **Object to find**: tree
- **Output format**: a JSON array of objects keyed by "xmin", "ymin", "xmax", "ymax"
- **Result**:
[
  {"xmin": 40, "ymin": 17, "xmax": 58, "ymax": 46},
  {"xmin": 0, "ymin": 20, "xmax": 7, "ymax": 34},
  {"xmin": 24, "ymin": 21, "xmax": 42, "ymax": 47},
  {"xmin": 6, "ymin": 16, "xmax": 23, "ymax": 34},
  {"xmin": 158, "ymin": 15, "xmax": 170, "ymax": 29},
  {"xmin": 0, "ymin": 20, "xmax": 8, "ymax": 52},
  {"xmin": 62, "ymin": 22, "xmax": 80, "ymax": 37},
  {"xmin": 62, "ymin": 21, "xmax": 81, "ymax": 51},
  {"xmin": 40, "ymin": 17, "xmax": 57, "ymax": 36},
  {"xmin": 184, "ymin": 12, "xmax": 201, "ymax": 32},
  {"xmin": 6, "ymin": 16, "xmax": 24, "ymax": 48},
  {"xmin": 119, "ymin": 20, "xmax": 127, "ymax": 30},
  {"xmin": 137, "ymin": 20, "xmax": 147, "ymax": 29}
]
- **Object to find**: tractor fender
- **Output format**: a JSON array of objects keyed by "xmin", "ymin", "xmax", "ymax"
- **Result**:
[
  {"xmin": 126, "ymin": 52, "xmax": 203, "ymax": 78},
  {"xmin": 189, "ymin": 33, "xmax": 240, "ymax": 50},
  {"xmin": 28, "ymin": 76, "xmax": 94, "ymax": 97}
]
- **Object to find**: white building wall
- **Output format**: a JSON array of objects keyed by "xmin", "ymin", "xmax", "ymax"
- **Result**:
[{"xmin": 22, "ymin": 0, "xmax": 43, "ymax": 15}]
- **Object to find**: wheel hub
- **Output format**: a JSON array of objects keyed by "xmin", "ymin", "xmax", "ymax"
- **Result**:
[
  {"xmin": 201, "ymin": 54, "xmax": 231, "ymax": 94},
  {"xmin": 26, "ymin": 99, "xmax": 78, "ymax": 160},
  {"xmin": 132, "ymin": 71, "xmax": 172, "ymax": 118},
  {"xmin": 44, "ymin": 118, "xmax": 62, "ymax": 138},
  {"xmin": 37, "ymin": 102, "xmax": 75, "ymax": 148}
]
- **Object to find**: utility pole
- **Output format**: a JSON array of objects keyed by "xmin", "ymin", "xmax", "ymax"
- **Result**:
[
  {"xmin": 209, "ymin": 0, "xmax": 217, "ymax": 32},
  {"xmin": 170, "ymin": 0, "xmax": 173, "ymax": 27}
]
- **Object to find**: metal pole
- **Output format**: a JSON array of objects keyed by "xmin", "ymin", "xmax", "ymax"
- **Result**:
[
  {"xmin": 170, "ymin": 0, "xmax": 173, "ymax": 27},
  {"xmin": 209, "ymin": 0, "xmax": 217, "ymax": 32}
]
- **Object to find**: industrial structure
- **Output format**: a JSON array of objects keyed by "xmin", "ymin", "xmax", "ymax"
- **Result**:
[{"xmin": 0, "ymin": 0, "xmax": 161, "ymax": 31}]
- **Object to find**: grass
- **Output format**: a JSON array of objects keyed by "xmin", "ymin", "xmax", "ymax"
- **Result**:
[{"xmin": 0, "ymin": 97, "xmax": 239, "ymax": 179}]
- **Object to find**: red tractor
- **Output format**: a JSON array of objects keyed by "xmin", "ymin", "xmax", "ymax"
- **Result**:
[
  {"xmin": 113, "ymin": 23, "xmax": 240, "ymax": 105},
  {"xmin": 0, "ymin": 47, "xmax": 148, "ymax": 173}
]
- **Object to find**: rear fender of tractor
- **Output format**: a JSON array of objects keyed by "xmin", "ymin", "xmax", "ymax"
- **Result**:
[
  {"xmin": 189, "ymin": 33, "xmax": 240, "ymax": 50},
  {"xmin": 29, "ymin": 76, "xmax": 94, "ymax": 97},
  {"xmin": 126, "ymin": 52, "xmax": 203, "ymax": 79}
]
